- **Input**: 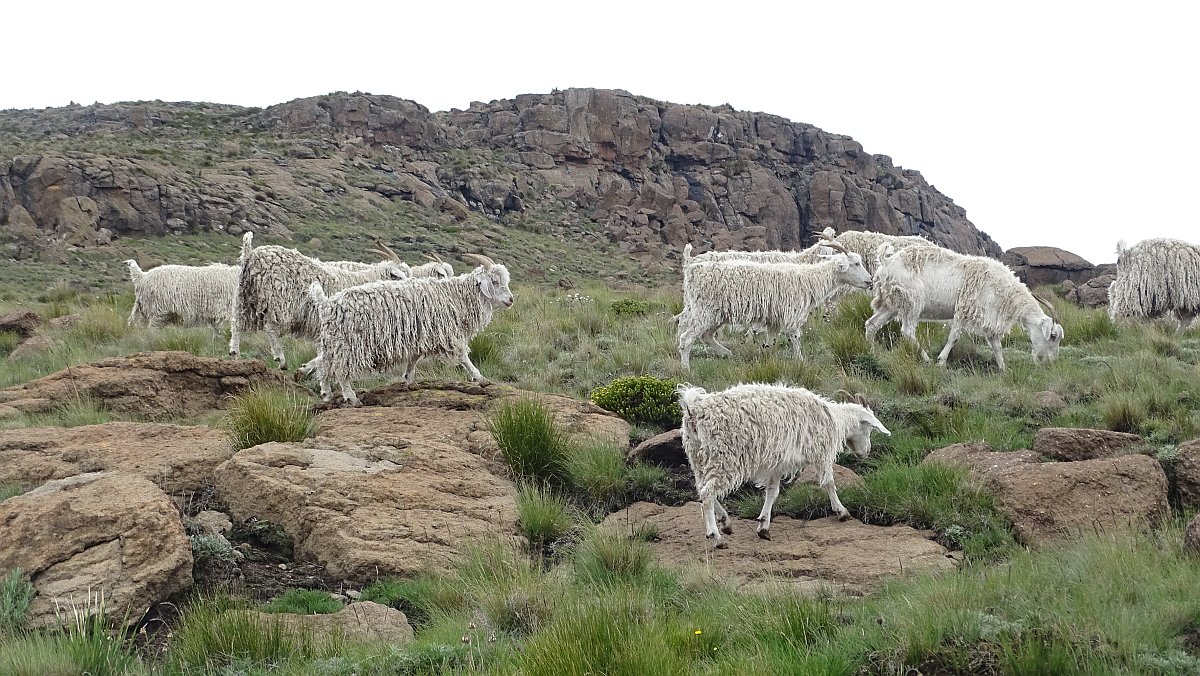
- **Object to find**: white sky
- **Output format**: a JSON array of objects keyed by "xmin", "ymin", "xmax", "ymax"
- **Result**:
[{"xmin": 5, "ymin": 0, "xmax": 1197, "ymax": 264}]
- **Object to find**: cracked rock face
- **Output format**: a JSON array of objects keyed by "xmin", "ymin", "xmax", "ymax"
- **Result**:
[
  {"xmin": 600, "ymin": 502, "xmax": 958, "ymax": 595},
  {"xmin": 0, "ymin": 472, "xmax": 192, "ymax": 627},
  {"xmin": 213, "ymin": 383, "xmax": 629, "ymax": 578},
  {"xmin": 0, "ymin": 351, "xmax": 305, "ymax": 421}
]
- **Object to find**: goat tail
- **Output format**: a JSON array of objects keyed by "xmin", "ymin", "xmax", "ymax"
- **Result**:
[
  {"xmin": 308, "ymin": 281, "xmax": 327, "ymax": 309},
  {"xmin": 123, "ymin": 259, "xmax": 143, "ymax": 282},
  {"xmin": 682, "ymin": 243, "xmax": 693, "ymax": 266},
  {"xmin": 676, "ymin": 383, "xmax": 707, "ymax": 413}
]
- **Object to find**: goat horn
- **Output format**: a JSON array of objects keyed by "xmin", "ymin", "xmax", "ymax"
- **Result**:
[
  {"xmin": 426, "ymin": 251, "xmax": 444, "ymax": 263},
  {"xmin": 1033, "ymin": 294, "xmax": 1060, "ymax": 322},
  {"xmin": 855, "ymin": 393, "xmax": 870, "ymax": 407},
  {"xmin": 833, "ymin": 389, "xmax": 853, "ymax": 402},
  {"xmin": 462, "ymin": 253, "xmax": 494, "ymax": 269},
  {"xmin": 822, "ymin": 238, "xmax": 849, "ymax": 254},
  {"xmin": 371, "ymin": 237, "xmax": 401, "ymax": 262}
]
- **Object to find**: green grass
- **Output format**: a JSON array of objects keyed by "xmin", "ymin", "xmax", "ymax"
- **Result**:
[
  {"xmin": 261, "ymin": 589, "xmax": 343, "ymax": 615},
  {"xmin": 0, "ymin": 568, "xmax": 35, "ymax": 635},
  {"xmin": 224, "ymin": 386, "xmax": 317, "ymax": 451},
  {"xmin": 488, "ymin": 398, "xmax": 570, "ymax": 485},
  {"xmin": 0, "ymin": 484, "xmax": 26, "ymax": 502},
  {"xmin": 564, "ymin": 440, "xmax": 628, "ymax": 511},
  {"xmin": 515, "ymin": 483, "xmax": 578, "ymax": 554}
]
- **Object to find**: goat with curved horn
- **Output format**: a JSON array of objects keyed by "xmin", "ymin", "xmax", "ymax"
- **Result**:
[
  {"xmin": 462, "ymin": 253, "xmax": 495, "ymax": 269},
  {"xmin": 371, "ymin": 237, "xmax": 402, "ymax": 262}
]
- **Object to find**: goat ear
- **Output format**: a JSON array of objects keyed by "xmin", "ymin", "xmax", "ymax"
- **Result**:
[
  {"xmin": 1039, "ymin": 317, "xmax": 1055, "ymax": 341},
  {"xmin": 476, "ymin": 270, "xmax": 495, "ymax": 297},
  {"xmin": 860, "ymin": 410, "xmax": 890, "ymax": 436}
]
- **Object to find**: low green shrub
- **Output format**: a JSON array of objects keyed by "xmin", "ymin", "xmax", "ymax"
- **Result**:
[
  {"xmin": 262, "ymin": 589, "xmax": 343, "ymax": 615},
  {"xmin": 610, "ymin": 298, "xmax": 655, "ymax": 317},
  {"xmin": 590, "ymin": 375, "xmax": 680, "ymax": 428}
]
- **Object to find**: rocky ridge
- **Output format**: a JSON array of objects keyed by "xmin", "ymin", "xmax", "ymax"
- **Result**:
[{"xmin": 1, "ymin": 90, "xmax": 1000, "ymax": 275}]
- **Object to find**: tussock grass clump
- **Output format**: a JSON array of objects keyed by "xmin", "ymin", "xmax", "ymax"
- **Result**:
[
  {"xmin": 0, "ymin": 484, "xmax": 23, "ymax": 502},
  {"xmin": 590, "ymin": 375, "xmax": 680, "ymax": 428},
  {"xmin": 565, "ymin": 440, "xmax": 628, "ymax": 511},
  {"xmin": 0, "ymin": 331, "xmax": 22, "ymax": 358},
  {"xmin": 360, "ymin": 575, "xmax": 461, "ymax": 629},
  {"xmin": 572, "ymin": 529, "xmax": 653, "ymax": 586},
  {"xmin": 489, "ymin": 398, "xmax": 570, "ymax": 485},
  {"xmin": 261, "ymin": 589, "xmax": 343, "ymax": 615},
  {"xmin": 0, "ymin": 568, "xmax": 35, "ymax": 635},
  {"xmin": 468, "ymin": 332, "xmax": 505, "ymax": 367},
  {"xmin": 225, "ymin": 386, "xmax": 317, "ymax": 451},
  {"xmin": 1102, "ymin": 394, "xmax": 1146, "ymax": 433},
  {"xmin": 516, "ymin": 483, "xmax": 578, "ymax": 554}
]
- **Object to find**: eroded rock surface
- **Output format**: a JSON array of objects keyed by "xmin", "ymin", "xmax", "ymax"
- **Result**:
[
  {"xmin": 0, "ymin": 422, "xmax": 232, "ymax": 494},
  {"xmin": 600, "ymin": 502, "xmax": 957, "ymax": 595},
  {"xmin": 0, "ymin": 351, "xmax": 304, "ymax": 420},
  {"xmin": 0, "ymin": 472, "xmax": 192, "ymax": 627},
  {"xmin": 250, "ymin": 601, "xmax": 414, "ymax": 643},
  {"xmin": 215, "ymin": 383, "xmax": 629, "ymax": 579},
  {"xmin": 1032, "ymin": 428, "xmax": 1144, "ymax": 462}
]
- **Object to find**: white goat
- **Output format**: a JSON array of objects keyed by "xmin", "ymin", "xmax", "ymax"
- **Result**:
[
  {"xmin": 1108, "ymin": 237, "xmax": 1200, "ymax": 332},
  {"xmin": 124, "ymin": 260, "xmax": 239, "ymax": 339},
  {"xmin": 816, "ymin": 228, "xmax": 935, "ymax": 276},
  {"xmin": 229, "ymin": 233, "xmax": 410, "ymax": 369},
  {"xmin": 676, "ymin": 240, "xmax": 873, "ymax": 368},
  {"xmin": 865, "ymin": 244, "xmax": 1064, "ymax": 370},
  {"xmin": 678, "ymin": 384, "xmax": 889, "ymax": 548},
  {"xmin": 304, "ymin": 254, "xmax": 514, "ymax": 405}
]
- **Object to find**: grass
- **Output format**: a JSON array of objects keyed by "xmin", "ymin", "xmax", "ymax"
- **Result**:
[
  {"xmin": 261, "ymin": 589, "xmax": 343, "ymax": 615},
  {"xmin": 0, "ymin": 568, "xmax": 35, "ymax": 635},
  {"xmin": 488, "ymin": 398, "xmax": 570, "ymax": 485},
  {"xmin": 0, "ymin": 483, "xmax": 25, "ymax": 502},
  {"xmin": 564, "ymin": 440, "xmax": 628, "ymax": 511},
  {"xmin": 224, "ymin": 386, "xmax": 317, "ymax": 451},
  {"xmin": 515, "ymin": 483, "xmax": 577, "ymax": 554}
]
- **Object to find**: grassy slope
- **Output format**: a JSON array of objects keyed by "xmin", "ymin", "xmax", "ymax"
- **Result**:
[{"xmin": 1, "ymin": 277, "xmax": 1199, "ymax": 673}]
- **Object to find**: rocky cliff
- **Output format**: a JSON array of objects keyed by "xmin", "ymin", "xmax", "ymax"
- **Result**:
[{"xmin": 0, "ymin": 89, "xmax": 999, "ymax": 277}]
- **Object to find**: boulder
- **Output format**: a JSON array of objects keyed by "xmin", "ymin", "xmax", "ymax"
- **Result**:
[
  {"xmin": 1032, "ymin": 391, "xmax": 1068, "ymax": 413},
  {"xmin": 627, "ymin": 429, "xmax": 684, "ymax": 466},
  {"xmin": 1067, "ymin": 273, "xmax": 1116, "ymax": 308},
  {"xmin": 984, "ymin": 455, "xmax": 1168, "ymax": 545},
  {"xmin": 1175, "ymin": 438, "xmax": 1200, "ymax": 509},
  {"xmin": 214, "ymin": 383, "xmax": 628, "ymax": 579},
  {"xmin": 1002, "ymin": 246, "xmax": 1095, "ymax": 288},
  {"xmin": 7, "ymin": 335, "xmax": 59, "ymax": 360},
  {"xmin": 600, "ymin": 502, "xmax": 957, "ymax": 594},
  {"xmin": 193, "ymin": 510, "xmax": 233, "ymax": 536},
  {"xmin": 1185, "ymin": 512, "xmax": 1200, "ymax": 554},
  {"xmin": 923, "ymin": 441, "xmax": 1039, "ymax": 474},
  {"xmin": 0, "ymin": 311, "xmax": 41, "ymax": 337},
  {"xmin": 0, "ymin": 472, "xmax": 192, "ymax": 627},
  {"xmin": 794, "ymin": 464, "xmax": 864, "ymax": 488},
  {"xmin": 0, "ymin": 422, "xmax": 232, "ymax": 495},
  {"xmin": 0, "ymin": 351, "xmax": 305, "ymax": 420},
  {"xmin": 249, "ymin": 601, "xmax": 413, "ymax": 643},
  {"xmin": 1032, "ymin": 428, "xmax": 1144, "ymax": 462}
]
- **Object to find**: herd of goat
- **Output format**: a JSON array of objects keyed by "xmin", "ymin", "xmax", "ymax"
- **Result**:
[{"xmin": 120, "ymin": 229, "xmax": 1200, "ymax": 547}]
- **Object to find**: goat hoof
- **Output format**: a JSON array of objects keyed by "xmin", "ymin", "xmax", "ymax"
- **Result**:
[
  {"xmin": 757, "ymin": 529, "xmax": 771, "ymax": 540},
  {"xmin": 293, "ymin": 370, "xmax": 306, "ymax": 383},
  {"xmin": 837, "ymin": 512, "xmax": 851, "ymax": 522},
  {"xmin": 714, "ymin": 541, "xmax": 728, "ymax": 550},
  {"xmin": 753, "ymin": 516, "xmax": 765, "ymax": 522},
  {"xmin": 721, "ymin": 525, "xmax": 733, "ymax": 536},
  {"xmin": 705, "ymin": 533, "xmax": 714, "ymax": 540}
]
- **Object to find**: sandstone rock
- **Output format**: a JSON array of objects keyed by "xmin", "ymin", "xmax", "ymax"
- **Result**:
[
  {"xmin": 924, "ymin": 441, "xmax": 1038, "ymax": 474},
  {"xmin": 1175, "ymin": 438, "xmax": 1200, "ymax": 509},
  {"xmin": 249, "ymin": 601, "xmax": 413, "ymax": 643},
  {"xmin": 627, "ymin": 429, "xmax": 683, "ymax": 466},
  {"xmin": 1032, "ymin": 391, "xmax": 1068, "ymax": 412},
  {"xmin": 1185, "ymin": 512, "xmax": 1200, "ymax": 554},
  {"xmin": 193, "ymin": 510, "xmax": 234, "ymax": 535},
  {"xmin": 47, "ymin": 314, "xmax": 81, "ymax": 330},
  {"xmin": 0, "ymin": 311, "xmax": 41, "ymax": 337},
  {"xmin": 1067, "ymin": 273, "xmax": 1116, "ymax": 308},
  {"xmin": 1002, "ymin": 246, "xmax": 1095, "ymax": 288},
  {"xmin": 0, "ymin": 422, "xmax": 233, "ymax": 495},
  {"xmin": 7, "ymin": 334, "xmax": 59, "ymax": 360},
  {"xmin": 600, "ymin": 502, "xmax": 957, "ymax": 594},
  {"xmin": 214, "ymin": 383, "xmax": 627, "ymax": 579},
  {"xmin": 794, "ymin": 464, "xmax": 864, "ymax": 488},
  {"xmin": 0, "ymin": 472, "xmax": 192, "ymax": 627},
  {"xmin": 0, "ymin": 351, "xmax": 305, "ymax": 420},
  {"xmin": 985, "ymin": 455, "xmax": 1168, "ymax": 545},
  {"xmin": 1032, "ymin": 428, "xmax": 1144, "ymax": 462}
]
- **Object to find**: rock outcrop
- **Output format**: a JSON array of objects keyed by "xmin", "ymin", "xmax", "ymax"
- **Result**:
[
  {"xmin": 1175, "ymin": 438, "xmax": 1200, "ymax": 509},
  {"xmin": 926, "ymin": 441, "xmax": 1168, "ymax": 545},
  {"xmin": 1032, "ymin": 428, "xmax": 1144, "ymax": 462},
  {"xmin": 600, "ymin": 502, "xmax": 957, "ymax": 594},
  {"xmin": 0, "ymin": 422, "xmax": 233, "ymax": 495},
  {"xmin": 1066, "ymin": 273, "xmax": 1116, "ymax": 308},
  {"xmin": 0, "ymin": 351, "xmax": 305, "ymax": 420},
  {"xmin": 1001, "ymin": 246, "xmax": 1096, "ymax": 288},
  {"xmin": 1, "ymin": 90, "xmax": 1001, "ymax": 270},
  {"xmin": 0, "ymin": 472, "xmax": 192, "ymax": 627},
  {"xmin": 249, "ymin": 601, "xmax": 414, "ymax": 643},
  {"xmin": 214, "ymin": 383, "xmax": 629, "ymax": 579}
]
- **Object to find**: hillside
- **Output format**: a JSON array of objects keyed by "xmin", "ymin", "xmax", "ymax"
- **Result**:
[{"xmin": 0, "ymin": 89, "xmax": 999, "ymax": 293}]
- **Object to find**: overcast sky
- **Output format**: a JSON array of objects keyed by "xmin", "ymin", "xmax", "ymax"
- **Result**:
[{"xmin": 5, "ymin": 1, "xmax": 1196, "ymax": 264}]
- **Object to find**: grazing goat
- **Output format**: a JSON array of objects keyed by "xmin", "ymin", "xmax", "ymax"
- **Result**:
[
  {"xmin": 815, "ymin": 228, "xmax": 935, "ymax": 276},
  {"xmin": 1108, "ymin": 237, "xmax": 1200, "ymax": 332},
  {"xmin": 124, "ymin": 260, "xmax": 239, "ymax": 339},
  {"xmin": 229, "ymin": 233, "xmax": 410, "ymax": 369},
  {"xmin": 865, "ymin": 244, "xmax": 1064, "ymax": 370},
  {"xmin": 676, "ymin": 240, "xmax": 873, "ymax": 368},
  {"xmin": 678, "ymin": 384, "xmax": 889, "ymax": 548},
  {"xmin": 305, "ymin": 254, "xmax": 513, "ymax": 405}
]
